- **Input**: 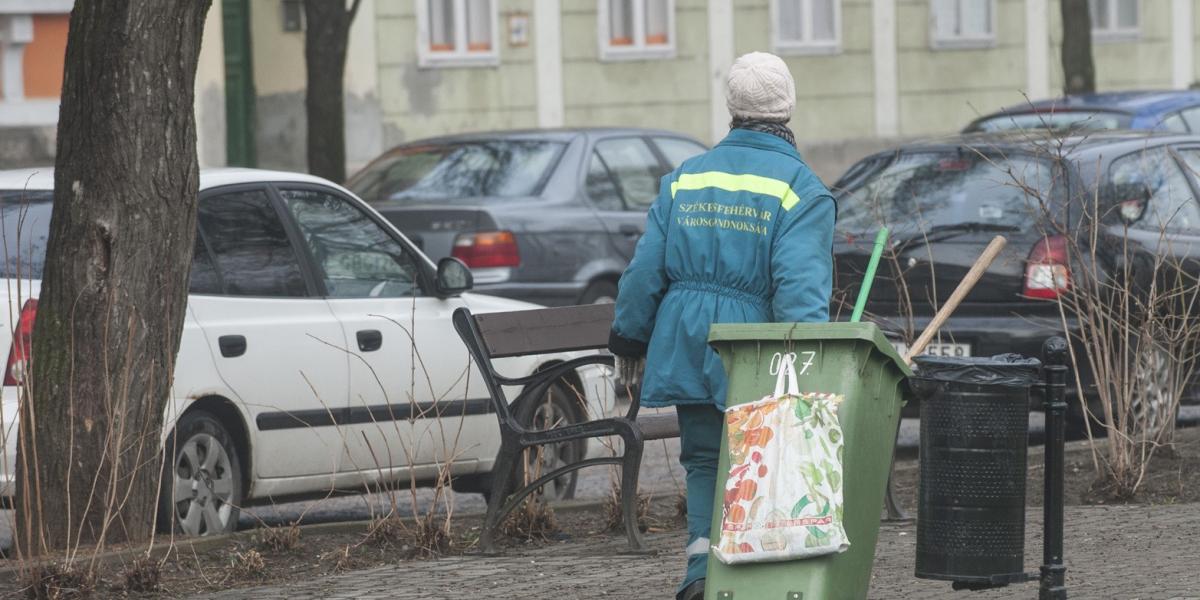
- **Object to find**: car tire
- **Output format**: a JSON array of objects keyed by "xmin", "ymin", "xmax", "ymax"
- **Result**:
[
  {"xmin": 513, "ymin": 380, "xmax": 585, "ymax": 501},
  {"xmin": 1131, "ymin": 343, "xmax": 1181, "ymax": 432},
  {"xmin": 158, "ymin": 411, "xmax": 243, "ymax": 536},
  {"xmin": 579, "ymin": 280, "xmax": 618, "ymax": 305}
]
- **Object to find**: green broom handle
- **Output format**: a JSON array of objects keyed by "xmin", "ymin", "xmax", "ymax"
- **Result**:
[{"xmin": 850, "ymin": 227, "xmax": 889, "ymax": 323}]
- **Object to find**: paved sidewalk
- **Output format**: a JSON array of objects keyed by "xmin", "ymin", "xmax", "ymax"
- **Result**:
[{"xmin": 191, "ymin": 503, "xmax": 1200, "ymax": 600}]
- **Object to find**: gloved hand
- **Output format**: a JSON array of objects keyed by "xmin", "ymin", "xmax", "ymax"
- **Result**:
[{"xmin": 615, "ymin": 354, "xmax": 645, "ymax": 388}]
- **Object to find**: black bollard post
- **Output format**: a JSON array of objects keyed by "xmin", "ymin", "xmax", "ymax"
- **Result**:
[{"xmin": 1040, "ymin": 337, "xmax": 1069, "ymax": 600}]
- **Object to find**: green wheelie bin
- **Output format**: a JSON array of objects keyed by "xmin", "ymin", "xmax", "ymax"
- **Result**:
[{"xmin": 705, "ymin": 322, "xmax": 912, "ymax": 600}]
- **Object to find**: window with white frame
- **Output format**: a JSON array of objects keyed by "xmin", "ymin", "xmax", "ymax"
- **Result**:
[
  {"xmin": 416, "ymin": 0, "xmax": 498, "ymax": 67},
  {"xmin": 598, "ymin": 0, "xmax": 675, "ymax": 61},
  {"xmin": 774, "ymin": 0, "xmax": 840, "ymax": 54},
  {"xmin": 929, "ymin": 0, "xmax": 994, "ymax": 49},
  {"xmin": 1090, "ymin": 0, "xmax": 1138, "ymax": 39}
]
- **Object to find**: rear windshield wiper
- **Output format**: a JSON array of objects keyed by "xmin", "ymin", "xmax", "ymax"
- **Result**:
[{"xmin": 895, "ymin": 222, "xmax": 1020, "ymax": 249}]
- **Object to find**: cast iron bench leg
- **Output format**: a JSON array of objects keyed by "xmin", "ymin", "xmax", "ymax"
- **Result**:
[
  {"xmin": 620, "ymin": 430, "xmax": 648, "ymax": 553},
  {"xmin": 481, "ymin": 438, "xmax": 520, "ymax": 554}
]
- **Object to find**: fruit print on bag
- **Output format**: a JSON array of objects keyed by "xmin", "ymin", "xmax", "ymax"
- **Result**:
[{"xmin": 714, "ymin": 391, "xmax": 851, "ymax": 564}]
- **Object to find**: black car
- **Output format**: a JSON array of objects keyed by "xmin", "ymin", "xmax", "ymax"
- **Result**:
[
  {"xmin": 346, "ymin": 128, "xmax": 708, "ymax": 306},
  {"xmin": 832, "ymin": 130, "xmax": 1200, "ymax": 427}
]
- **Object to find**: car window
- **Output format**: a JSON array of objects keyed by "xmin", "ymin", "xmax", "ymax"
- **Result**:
[
  {"xmin": 586, "ymin": 152, "xmax": 624, "ymax": 211},
  {"xmin": 594, "ymin": 138, "xmax": 663, "ymax": 210},
  {"xmin": 279, "ymin": 188, "xmax": 422, "ymax": 298},
  {"xmin": 189, "ymin": 232, "xmax": 222, "ymax": 294},
  {"xmin": 1180, "ymin": 107, "xmax": 1200, "ymax": 133},
  {"xmin": 837, "ymin": 152, "xmax": 1055, "ymax": 235},
  {"xmin": 0, "ymin": 190, "xmax": 52, "ymax": 279},
  {"xmin": 1110, "ymin": 148, "xmax": 1200, "ymax": 232},
  {"xmin": 198, "ymin": 189, "xmax": 309, "ymax": 297},
  {"xmin": 967, "ymin": 110, "xmax": 1129, "ymax": 133},
  {"xmin": 347, "ymin": 140, "xmax": 565, "ymax": 204},
  {"xmin": 1161, "ymin": 113, "xmax": 1190, "ymax": 133},
  {"xmin": 653, "ymin": 137, "xmax": 707, "ymax": 169}
]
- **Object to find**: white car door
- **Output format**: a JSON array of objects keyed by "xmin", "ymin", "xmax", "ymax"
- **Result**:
[
  {"xmin": 188, "ymin": 185, "xmax": 350, "ymax": 480},
  {"xmin": 275, "ymin": 186, "xmax": 495, "ymax": 479}
]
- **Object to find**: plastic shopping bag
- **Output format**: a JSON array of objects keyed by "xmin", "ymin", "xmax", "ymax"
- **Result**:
[{"xmin": 713, "ymin": 358, "xmax": 850, "ymax": 564}]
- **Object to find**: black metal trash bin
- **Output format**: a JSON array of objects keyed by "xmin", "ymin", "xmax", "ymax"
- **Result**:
[{"xmin": 912, "ymin": 354, "xmax": 1042, "ymax": 587}]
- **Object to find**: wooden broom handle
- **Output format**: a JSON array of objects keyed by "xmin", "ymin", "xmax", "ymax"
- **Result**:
[{"xmin": 904, "ymin": 236, "xmax": 1008, "ymax": 365}]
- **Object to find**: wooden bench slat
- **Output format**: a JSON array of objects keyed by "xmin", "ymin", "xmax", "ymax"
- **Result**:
[
  {"xmin": 475, "ymin": 303, "xmax": 614, "ymax": 358},
  {"xmin": 635, "ymin": 413, "xmax": 680, "ymax": 441}
]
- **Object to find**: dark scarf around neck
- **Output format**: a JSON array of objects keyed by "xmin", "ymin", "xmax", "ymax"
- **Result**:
[{"xmin": 730, "ymin": 118, "xmax": 796, "ymax": 148}]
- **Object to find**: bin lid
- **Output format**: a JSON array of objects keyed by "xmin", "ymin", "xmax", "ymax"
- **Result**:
[
  {"xmin": 913, "ymin": 354, "xmax": 1042, "ymax": 387},
  {"xmin": 708, "ymin": 322, "xmax": 913, "ymax": 377}
]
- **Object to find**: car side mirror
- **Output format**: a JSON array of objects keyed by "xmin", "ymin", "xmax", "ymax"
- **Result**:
[
  {"xmin": 435, "ymin": 257, "xmax": 473, "ymax": 297},
  {"xmin": 1101, "ymin": 182, "xmax": 1150, "ymax": 224}
]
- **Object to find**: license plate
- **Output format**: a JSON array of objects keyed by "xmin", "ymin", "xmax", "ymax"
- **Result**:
[{"xmin": 892, "ymin": 342, "xmax": 972, "ymax": 358}]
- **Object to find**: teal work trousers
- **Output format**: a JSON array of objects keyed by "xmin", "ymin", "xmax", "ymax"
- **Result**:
[{"xmin": 675, "ymin": 403, "xmax": 724, "ymax": 599}]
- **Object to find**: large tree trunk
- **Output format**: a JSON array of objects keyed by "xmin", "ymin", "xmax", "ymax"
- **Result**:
[
  {"xmin": 304, "ymin": 0, "xmax": 361, "ymax": 183},
  {"xmin": 15, "ymin": 0, "xmax": 212, "ymax": 556},
  {"xmin": 1061, "ymin": 0, "xmax": 1096, "ymax": 94}
]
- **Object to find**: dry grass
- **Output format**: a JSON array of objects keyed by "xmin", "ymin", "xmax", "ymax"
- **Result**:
[
  {"xmin": 254, "ymin": 523, "xmax": 301, "ymax": 553},
  {"xmin": 500, "ymin": 495, "xmax": 559, "ymax": 542},
  {"xmin": 601, "ymin": 482, "xmax": 650, "ymax": 533},
  {"xmin": 118, "ymin": 556, "xmax": 161, "ymax": 593},
  {"xmin": 21, "ymin": 562, "xmax": 96, "ymax": 600},
  {"xmin": 227, "ymin": 548, "xmax": 266, "ymax": 581}
]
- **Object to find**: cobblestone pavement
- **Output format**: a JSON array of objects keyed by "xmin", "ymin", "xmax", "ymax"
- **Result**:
[{"xmin": 190, "ymin": 503, "xmax": 1200, "ymax": 600}]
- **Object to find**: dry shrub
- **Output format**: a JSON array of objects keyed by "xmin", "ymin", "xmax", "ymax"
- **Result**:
[
  {"xmin": 119, "ymin": 556, "xmax": 161, "ymax": 593},
  {"xmin": 675, "ymin": 492, "xmax": 688, "ymax": 521},
  {"xmin": 255, "ymin": 522, "xmax": 301, "ymax": 553},
  {"xmin": 21, "ymin": 562, "xmax": 96, "ymax": 600},
  {"xmin": 364, "ymin": 514, "xmax": 408, "ymax": 549},
  {"xmin": 410, "ymin": 512, "xmax": 453, "ymax": 558},
  {"xmin": 321, "ymin": 544, "xmax": 363, "ymax": 574},
  {"xmin": 601, "ymin": 482, "xmax": 650, "ymax": 533},
  {"xmin": 228, "ymin": 548, "xmax": 266, "ymax": 580},
  {"xmin": 501, "ymin": 495, "xmax": 559, "ymax": 542}
]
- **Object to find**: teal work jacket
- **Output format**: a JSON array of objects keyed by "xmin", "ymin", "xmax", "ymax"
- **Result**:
[{"xmin": 609, "ymin": 128, "xmax": 836, "ymax": 409}]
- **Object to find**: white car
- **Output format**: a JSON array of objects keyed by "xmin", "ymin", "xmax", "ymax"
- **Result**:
[{"xmin": 0, "ymin": 168, "xmax": 614, "ymax": 536}]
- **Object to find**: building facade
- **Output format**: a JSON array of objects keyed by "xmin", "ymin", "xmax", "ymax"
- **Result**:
[{"xmin": 1, "ymin": 0, "xmax": 1198, "ymax": 180}]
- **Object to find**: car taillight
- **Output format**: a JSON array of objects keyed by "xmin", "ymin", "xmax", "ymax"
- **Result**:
[
  {"xmin": 1024, "ymin": 236, "xmax": 1070, "ymax": 299},
  {"xmin": 451, "ymin": 231, "xmax": 521, "ymax": 268},
  {"xmin": 5, "ymin": 299, "xmax": 38, "ymax": 386}
]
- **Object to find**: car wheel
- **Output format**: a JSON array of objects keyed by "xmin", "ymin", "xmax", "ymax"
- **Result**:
[
  {"xmin": 580, "ymin": 281, "xmax": 618, "ymax": 305},
  {"xmin": 1131, "ymin": 344, "xmax": 1180, "ymax": 432},
  {"xmin": 159, "ymin": 411, "xmax": 243, "ymax": 536},
  {"xmin": 516, "ymin": 381, "xmax": 584, "ymax": 501}
]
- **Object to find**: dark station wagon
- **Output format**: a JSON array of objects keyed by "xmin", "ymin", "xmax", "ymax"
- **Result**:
[{"xmin": 833, "ymin": 130, "xmax": 1200, "ymax": 429}]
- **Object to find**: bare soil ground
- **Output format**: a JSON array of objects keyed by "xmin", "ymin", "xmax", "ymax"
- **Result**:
[
  {"xmin": 3, "ymin": 428, "xmax": 1196, "ymax": 599},
  {"xmin": 0, "ymin": 489, "xmax": 688, "ymax": 599},
  {"xmin": 887, "ymin": 425, "xmax": 1200, "ymax": 511}
]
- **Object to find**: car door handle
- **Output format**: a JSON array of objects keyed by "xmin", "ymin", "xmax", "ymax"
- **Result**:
[
  {"xmin": 357, "ymin": 329, "xmax": 383, "ymax": 352},
  {"xmin": 618, "ymin": 224, "xmax": 643, "ymax": 236},
  {"xmin": 218, "ymin": 335, "xmax": 246, "ymax": 358}
]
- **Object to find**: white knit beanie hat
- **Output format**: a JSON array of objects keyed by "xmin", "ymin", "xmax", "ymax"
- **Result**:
[{"xmin": 726, "ymin": 52, "xmax": 796, "ymax": 123}]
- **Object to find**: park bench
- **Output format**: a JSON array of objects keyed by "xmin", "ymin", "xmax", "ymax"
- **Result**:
[
  {"xmin": 453, "ymin": 303, "xmax": 908, "ymax": 555},
  {"xmin": 452, "ymin": 303, "xmax": 676, "ymax": 554}
]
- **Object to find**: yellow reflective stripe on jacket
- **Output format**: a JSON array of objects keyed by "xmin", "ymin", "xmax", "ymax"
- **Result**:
[{"xmin": 669, "ymin": 171, "xmax": 803, "ymax": 211}]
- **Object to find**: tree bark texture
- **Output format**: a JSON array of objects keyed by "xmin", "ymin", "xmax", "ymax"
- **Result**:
[
  {"xmin": 1061, "ymin": 0, "xmax": 1096, "ymax": 94},
  {"xmin": 304, "ymin": 0, "xmax": 360, "ymax": 183},
  {"xmin": 15, "ymin": 0, "xmax": 211, "ymax": 556}
]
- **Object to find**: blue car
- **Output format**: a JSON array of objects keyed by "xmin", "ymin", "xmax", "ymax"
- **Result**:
[{"xmin": 964, "ymin": 90, "xmax": 1200, "ymax": 134}]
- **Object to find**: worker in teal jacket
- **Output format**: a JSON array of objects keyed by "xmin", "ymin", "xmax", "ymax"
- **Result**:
[{"xmin": 608, "ymin": 52, "xmax": 836, "ymax": 600}]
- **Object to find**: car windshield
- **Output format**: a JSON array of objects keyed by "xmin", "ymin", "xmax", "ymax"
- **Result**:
[
  {"xmin": 837, "ymin": 152, "xmax": 1057, "ymax": 237},
  {"xmin": 348, "ymin": 140, "xmax": 565, "ymax": 204},
  {"xmin": 0, "ymin": 190, "xmax": 53, "ymax": 279},
  {"xmin": 968, "ymin": 110, "xmax": 1130, "ymax": 133}
]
